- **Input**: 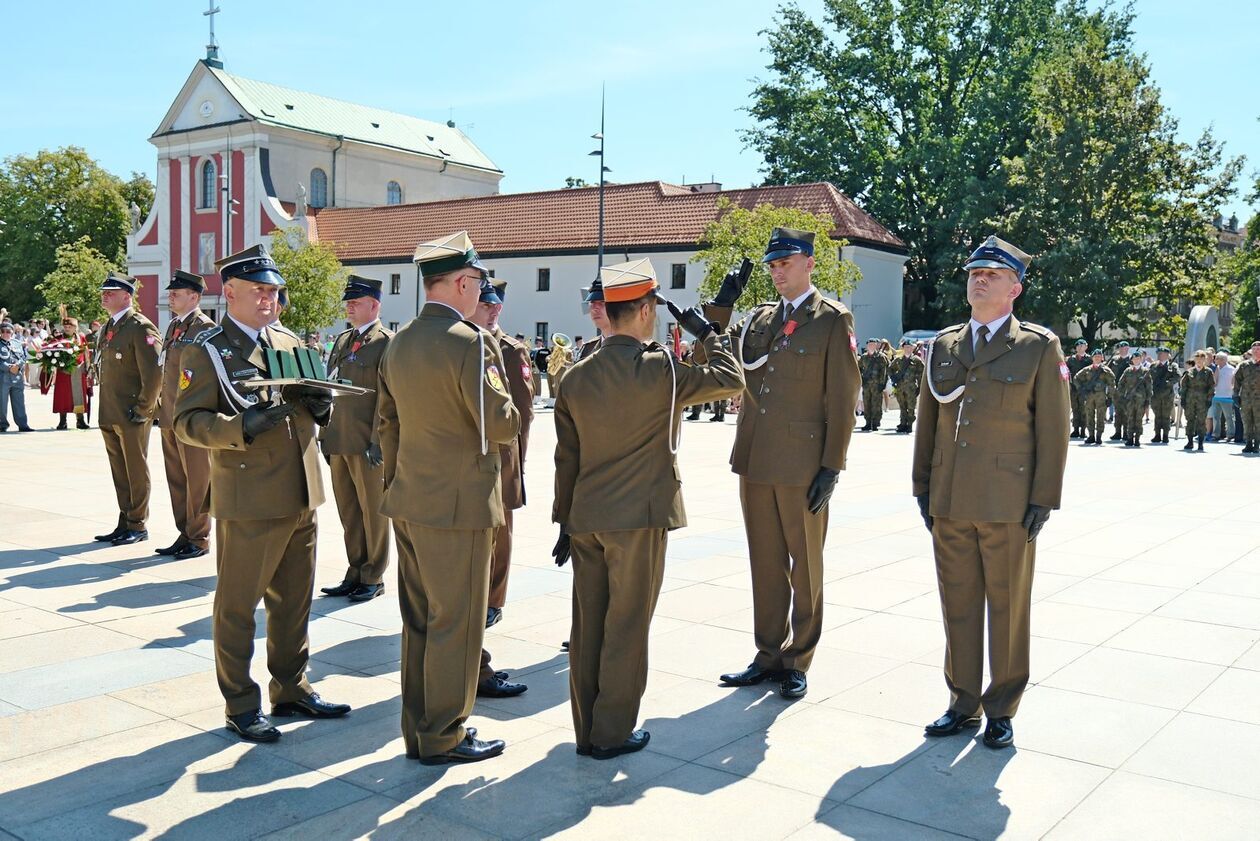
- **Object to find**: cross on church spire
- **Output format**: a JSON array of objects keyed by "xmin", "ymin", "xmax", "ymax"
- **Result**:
[{"xmin": 204, "ymin": 1, "xmax": 223, "ymax": 68}]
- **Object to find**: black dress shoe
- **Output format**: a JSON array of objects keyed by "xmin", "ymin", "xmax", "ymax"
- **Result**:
[
  {"xmin": 983, "ymin": 716, "xmax": 1014, "ymax": 749},
  {"xmin": 493, "ymin": 670, "xmax": 508, "ymax": 681},
  {"xmin": 486, "ymin": 606, "xmax": 503, "ymax": 628},
  {"xmin": 477, "ymin": 675, "xmax": 528, "ymax": 698},
  {"xmin": 226, "ymin": 710, "xmax": 280, "ymax": 743},
  {"xmin": 17, "ymin": 426, "xmax": 34, "ymax": 432},
  {"xmin": 155, "ymin": 539, "xmax": 187, "ymax": 556},
  {"xmin": 924, "ymin": 709, "xmax": 982, "ymax": 737},
  {"xmin": 111, "ymin": 529, "xmax": 149, "ymax": 546},
  {"xmin": 320, "ymin": 580, "xmax": 357, "ymax": 597},
  {"xmin": 591, "ymin": 730, "xmax": 650, "ymax": 760},
  {"xmin": 419, "ymin": 733, "xmax": 506, "ymax": 765},
  {"xmin": 271, "ymin": 692, "xmax": 351, "ymax": 719},
  {"xmin": 779, "ymin": 669, "xmax": 808, "ymax": 699},
  {"xmin": 94, "ymin": 526, "xmax": 126, "ymax": 543},
  {"xmin": 173, "ymin": 544, "xmax": 209, "ymax": 560},
  {"xmin": 719, "ymin": 663, "xmax": 781, "ymax": 687},
  {"xmin": 348, "ymin": 583, "xmax": 384, "ymax": 602}
]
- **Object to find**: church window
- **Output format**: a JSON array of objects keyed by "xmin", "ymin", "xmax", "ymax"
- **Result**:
[
  {"xmin": 386, "ymin": 181, "xmax": 403, "ymax": 205},
  {"xmin": 310, "ymin": 168, "xmax": 328, "ymax": 208},
  {"xmin": 199, "ymin": 158, "xmax": 217, "ymax": 209}
]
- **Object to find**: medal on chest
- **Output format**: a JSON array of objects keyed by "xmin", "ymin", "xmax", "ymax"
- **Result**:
[
  {"xmin": 778, "ymin": 319, "xmax": 799, "ymax": 351},
  {"xmin": 347, "ymin": 339, "xmax": 362, "ymax": 362}
]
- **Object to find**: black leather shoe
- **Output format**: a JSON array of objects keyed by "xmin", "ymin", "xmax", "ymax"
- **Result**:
[
  {"xmin": 983, "ymin": 716, "xmax": 1014, "ymax": 749},
  {"xmin": 779, "ymin": 669, "xmax": 808, "ymax": 699},
  {"xmin": 493, "ymin": 670, "xmax": 508, "ymax": 681},
  {"xmin": 155, "ymin": 539, "xmax": 187, "ymax": 556},
  {"xmin": 924, "ymin": 710, "xmax": 982, "ymax": 737},
  {"xmin": 477, "ymin": 675, "xmax": 528, "ymax": 698},
  {"xmin": 271, "ymin": 692, "xmax": 351, "ymax": 719},
  {"xmin": 17, "ymin": 426, "xmax": 34, "ymax": 432},
  {"xmin": 419, "ymin": 733, "xmax": 506, "ymax": 765},
  {"xmin": 591, "ymin": 730, "xmax": 650, "ymax": 760},
  {"xmin": 226, "ymin": 710, "xmax": 280, "ymax": 743},
  {"xmin": 111, "ymin": 529, "xmax": 149, "ymax": 546},
  {"xmin": 719, "ymin": 663, "xmax": 781, "ymax": 686},
  {"xmin": 94, "ymin": 526, "xmax": 126, "ymax": 543},
  {"xmin": 320, "ymin": 580, "xmax": 356, "ymax": 597},
  {"xmin": 348, "ymin": 583, "xmax": 384, "ymax": 602},
  {"xmin": 173, "ymin": 544, "xmax": 208, "ymax": 560},
  {"xmin": 486, "ymin": 606, "xmax": 503, "ymax": 628}
]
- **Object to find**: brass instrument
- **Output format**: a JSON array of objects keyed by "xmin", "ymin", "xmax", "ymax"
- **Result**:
[{"xmin": 547, "ymin": 332, "xmax": 572, "ymax": 378}]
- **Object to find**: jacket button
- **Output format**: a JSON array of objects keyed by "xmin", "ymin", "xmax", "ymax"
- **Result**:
[
  {"xmin": 759, "ymin": 408, "xmax": 766, "ymax": 415},
  {"xmin": 239, "ymin": 463, "xmax": 246, "ymax": 468},
  {"xmin": 1006, "ymin": 376, "xmax": 1014, "ymax": 382},
  {"xmin": 1018, "ymin": 466, "xmax": 1025, "ymax": 472},
  {"xmin": 798, "ymin": 348, "xmax": 805, "ymax": 354},
  {"xmin": 768, "ymin": 366, "xmax": 775, "ymax": 373},
  {"xmin": 962, "ymin": 419, "xmax": 971, "ymax": 426},
  {"xmin": 763, "ymin": 387, "xmax": 770, "ymax": 394},
  {"xmin": 960, "ymin": 441, "xmax": 968, "ymax": 448},
  {"xmin": 969, "ymin": 376, "xmax": 977, "ymax": 382},
  {"xmin": 966, "ymin": 397, "xmax": 974, "ymax": 404}
]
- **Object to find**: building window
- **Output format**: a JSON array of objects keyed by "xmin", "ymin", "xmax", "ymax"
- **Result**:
[
  {"xmin": 198, "ymin": 233, "xmax": 216, "ymax": 274},
  {"xmin": 537, "ymin": 268, "xmax": 550, "ymax": 292},
  {"xmin": 199, "ymin": 158, "xmax": 217, "ymax": 209},
  {"xmin": 536, "ymin": 322, "xmax": 549, "ymax": 342},
  {"xmin": 386, "ymin": 181, "xmax": 403, "ymax": 205},
  {"xmin": 671, "ymin": 264, "xmax": 686, "ymax": 289},
  {"xmin": 390, "ymin": 273, "xmax": 401, "ymax": 295},
  {"xmin": 309, "ymin": 168, "xmax": 328, "ymax": 208},
  {"xmin": 388, "ymin": 321, "xmax": 399, "ymax": 332}
]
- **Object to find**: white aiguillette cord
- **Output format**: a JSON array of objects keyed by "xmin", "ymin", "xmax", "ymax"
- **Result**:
[
  {"xmin": 477, "ymin": 330, "xmax": 487, "ymax": 456},
  {"xmin": 924, "ymin": 338, "xmax": 967, "ymax": 441}
]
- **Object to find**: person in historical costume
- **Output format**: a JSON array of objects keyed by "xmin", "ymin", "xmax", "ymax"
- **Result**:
[{"xmin": 38, "ymin": 309, "xmax": 92, "ymax": 429}]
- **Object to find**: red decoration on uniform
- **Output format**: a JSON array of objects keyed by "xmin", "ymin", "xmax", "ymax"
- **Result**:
[
  {"xmin": 105, "ymin": 330, "xmax": 114, "ymax": 343},
  {"xmin": 1059, "ymin": 362, "xmax": 1070, "ymax": 381},
  {"xmin": 521, "ymin": 363, "xmax": 532, "ymax": 380},
  {"xmin": 351, "ymin": 341, "xmax": 362, "ymax": 354},
  {"xmin": 145, "ymin": 335, "xmax": 156, "ymax": 345},
  {"xmin": 849, "ymin": 334, "xmax": 857, "ymax": 351},
  {"xmin": 783, "ymin": 320, "xmax": 799, "ymax": 337}
]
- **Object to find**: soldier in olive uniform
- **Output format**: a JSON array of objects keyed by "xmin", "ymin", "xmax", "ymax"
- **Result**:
[
  {"xmin": 1065, "ymin": 339, "xmax": 1091, "ymax": 438},
  {"xmin": 859, "ymin": 339, "xmax": 890, "ymax": 431},
  {"xmin": 175, "ymin": 245, "xmax": 350, "ymax": 742},
  {"xmin": 377, "ymin": 232, "xmax": 520, "ymax": 765},
  {"xmin": 93, "ymin": 274, "xmax": 162, "ymax": 546},
  {"xmin": 1107, "ymin": 341, "xmax": 1132, "ymax": 440},
  {"xmin": 1180, "ymin": 350, "xmax": 1215, "ymax": 451},
  {"xmin": 914, "ymin": 236, "xmax": 1070, "ymax": 750},
  {"xmin": 705, "ymin": 228, "xmax": 861, "ymax": 701},
  {"xmin": 155, "ymin": 271, "xmax": 215, "ymax": 559},
  {"xmin": 554, "ymin": 259, "xmax": 744, "ymax": 758},
  {"xmin": 1074, "ymin": 349, "xmax": 1116, "ymax": 445},
  {"xmin": 890, "ymin": 338, "xmax": 925, "ymax": 433},
  {"xmin": 575, "ymin": 278, "xmax": 610, "ymax": 363},
  {"xmin": 1117, "ymin": 354, "xmax": 1153, "ymax": 448},
  {"xmin": 1148, "ymin": 346, "xmax": 1180, "ymax": 444},
  {"xmin": 1233, "ymin": 341, "xmax": 1260, "ymax": 453}
]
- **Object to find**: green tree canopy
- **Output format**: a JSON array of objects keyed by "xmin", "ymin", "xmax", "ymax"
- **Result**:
[
  {"xmin": 35, "ymin": 236, "xmax": 121, "ymax": 325},
  {"xmin": 693, "ymin": 197, "xmax": 861, "ymax": 308},
  {"xmin": 1225, "ymin": 202, "xmax": 1260, "ymax": 349},
  {"xmin": 268, "ymin": 229, "xmax": 348, "ymax": 337}
]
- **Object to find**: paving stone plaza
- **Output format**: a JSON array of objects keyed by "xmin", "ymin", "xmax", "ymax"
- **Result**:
[{"xmin": 2, "ymin": 389, "xmax": 1259, "ymax": 839}]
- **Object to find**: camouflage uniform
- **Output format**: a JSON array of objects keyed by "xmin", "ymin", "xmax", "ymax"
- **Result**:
[
  {"xmin": 889, "ymin": 352, "xmax": 924, "ymax": 433},
  {"xmin": 1073, "ymin": 362, "xmax": 1115, "ymax": 444},
  {"xmin": 1233, "ymin": 357, "xmax": 1260, "ymax": 453},
  {"xmin": 1117, "ymin": 363, "xmax": 1153, "ymax": 447},
  {"xmin": 1065, "ymin": 349, "xmax": 1092, "ymax": 437},
  {"xmin": 1180, "ymin": 365, "xmax": 1215, "ymax": 450},
  {"xmin": 859, "ymin": 349, "xmax": 890, "ymax": 431},
  {"xmin": 1148, "ymin": 358, "xmax": 1180, "ymax": 443},
  {"xmin": 1107, "ymin": 352, "xmax": 1132, "ymax": 440}
]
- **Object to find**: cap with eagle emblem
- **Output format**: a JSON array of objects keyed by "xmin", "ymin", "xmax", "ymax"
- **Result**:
[{"xmin": 413, "ymin": 231, "xmax": 485, "ymax": 278}]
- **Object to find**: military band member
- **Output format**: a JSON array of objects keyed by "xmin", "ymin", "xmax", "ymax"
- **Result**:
[
  {"xmin": 1236, "ymin": 341, "xmax": 1260, "ymax": 453},
  {"xmin": 175, "ymin": 244, "xmax": 349, "ymax": 742},
  {"xmin": 890, "ymin": 338, "xmax": 925, "ymax": 433},
  {"xmin": 377, "ymin": 232, "xmax": 520, "ymax": 765},
  {"xmin": 319, "ymin": 276, "xmax": 394, "ymax": 603},
  {"xmin": 1107, "ymin": 341, "xmax": 1132, "ymax": 440},
  {"xmin": 1065, "ymin": 338, "xmax": 1091, "ymax": 438},
  {"xmin": 859, "ymin": 339, "xmax": 889, "ymax": 431},
  {"xmin": 93, "ymin": 273, "xmax": 162, "ymax": 546},
  {"xmin": 1149, "ymin": 347, "xmax": 1179, "ymax": 444},
  {"xmin": 553, "ymin": 258, "xmax": 743, "ymax": 757},
  {"xmin": 1181, "ymin": 350, "xmax": 1214, "ymax": 451},
  {"xmin": 1074, "ymin": 349, "xmax": 1115, "ymax": 445},
  {"xmin": 706, "ymin": 228, "xmax": 861, "ymax": 700},
  {"xmin": 155, "ymin": 271, "xmax": 215, "ymax": 559},
  {"xmin": 1117, "ymin": 353, "xmax": 1153, "ymax": 448},
  {"xmin": 913, "ymin": 236, "xmax": 1069, "ymax": 750}
]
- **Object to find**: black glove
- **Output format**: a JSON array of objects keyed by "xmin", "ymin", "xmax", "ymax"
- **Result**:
[
  {"xmin": 126, "ymin": 406, "xmax": 148, "ymax": 424},
  {"xmin": 665, "ymin": 300, "xmax": 717, "ymax": 342},
  {"xmin": 552, "ymin": 526, "xmax": 572, "ymax": 567},
  {"xmin": 241, "ymin": 401, "xmax": 298, "ymax": 441},
  {"xmin": 365, "ymin": 442, "xmax": 383, "ymax": 468},
  {"xmin": 916, "ymin": 493, "xmax": 933, "ymax": 533},
  {"xmin": 294, "ymin": 387, "xmax": 334, "ymax": 423},
  {"xmin": 806, "ymin": 467, "xmax": 839, "ymax": 515},
  {"xmin": 1022, "ymin": 504, "xmax": 1051, "ymax": 543},
  {"xmin": 712, "ymin": 258, "xmax": 752, "ymax": 308}
]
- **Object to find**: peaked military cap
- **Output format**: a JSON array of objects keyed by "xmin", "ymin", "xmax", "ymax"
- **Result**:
[
  {"xmin": 215, "ymin": 244, "xmax": 285, "ymax": 287},
  {"xmin": 478, "ymin": 272, "xmax": 503, "ymax": 305},
  {"xmin": 583, "ymin": 277, "xmax": 604, "ymax": 303},
  {"xmin": 491, "ymin": 277, "xmax": 508, "ymax": 302},
  {"xmin": 600, "ymin": 258, "xmax": 664, "ymax": 303},
  {"xmin": 413, "ymin": 231, "xmax": 485, "ymax": 278},
  {"xmin": 763, "ymin": 227, "xmax": 815, "ymax": 263},
  {"xmin": 278, "ymin": 287, "xmax": 289, "ymax": 309},
  {"xmin": 963, "ymin": 235, "xmax": 1031, "ymax": 281},
  {"xmin": 101, "ymin": 272, "xmax": 137, "ymax": 294},
  {"xmin": 342, "ymin": 275, "xmax": 383, "ymax": 301},
  {"xmin": 166, "ymin": 270, "xmax": 205, "ymax": 293}
]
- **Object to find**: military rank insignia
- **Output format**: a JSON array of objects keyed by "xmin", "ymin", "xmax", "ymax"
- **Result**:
[
  {"xmin": 486, "ymin": 364, "xmax": 507, "ymax": 394},
  {"xmin": 179, "ymin": 368, "xmax": 193, "ymax": 390}
]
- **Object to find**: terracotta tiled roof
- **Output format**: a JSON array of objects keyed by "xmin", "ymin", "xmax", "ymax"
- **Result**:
[{"xmin": 310, "ymin": 181, "xmax": 905, "ymax": 263}]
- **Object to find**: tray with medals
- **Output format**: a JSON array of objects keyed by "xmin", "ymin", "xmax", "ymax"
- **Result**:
[{"xmin": 239, "ymin": 347, "xmax": 374, "ymax": 396}]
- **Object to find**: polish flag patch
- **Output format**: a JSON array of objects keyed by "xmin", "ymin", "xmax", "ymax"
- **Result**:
[
  {"xmin": 145, "ymin": 335, "xmax": 156, "ymax": 345},
  {"xmin": 849, "ymin": 334, "xmax": 858, "ymax": 351},
  {"xmin": 521, "ymin": 363, "xmax": 532, "ymax": 381},
  {"xmin": 1059, "ymin": 362, "xmax": 1070, "ymax": 381}
]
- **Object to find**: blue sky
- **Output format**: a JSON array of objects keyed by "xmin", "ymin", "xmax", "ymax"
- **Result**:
[{"xmin": 1, "ymin": 0, "xmax": 1255, "ymax": 220}]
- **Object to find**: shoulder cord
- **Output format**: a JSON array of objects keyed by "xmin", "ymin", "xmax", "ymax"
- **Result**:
[
  {"xmin": 924, "ymin": 338, "xmax": 968, "ymax": 442},
  {"xmin": 203, "ymin": 344, "xmax": 260, "ymax": 414},
  {"xmin": 478, "ymin": 330, "xmax": 487, "ymax": 456},
  {"xmin": 737, "ymin": 310, "xmax": 771, "ymax": 371},
  {"xmin": 666, "ymin": 350, "xmax": 680, "ymax": 455}
]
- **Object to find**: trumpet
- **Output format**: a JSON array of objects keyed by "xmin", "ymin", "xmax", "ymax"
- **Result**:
[
  {"xmin": 547, "ymin": 333, "xmax": 573, "ymax": 379},
  {"xmin": 551, "ymin": 332, "xmax": 572, "ymax": 350}
]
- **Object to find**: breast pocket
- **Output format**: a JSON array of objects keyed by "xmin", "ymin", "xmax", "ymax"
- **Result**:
[
  {"xmin": 990, "ymin": 366, "xmax": 1031, "ymax": 410},
  {"xmin": 786, "ymin": 345, "xmax": 822, "ymax": 380},
  {"xmin": 741, "ymin": 328, "xmax": 771, "ymax": 364}
]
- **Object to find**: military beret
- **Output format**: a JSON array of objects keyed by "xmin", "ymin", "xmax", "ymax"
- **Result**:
[
  {"xmin": 1116, "ymin": 341, "xmax": 1130, "ymax": 348},
  {"xmin": 1091, "ymin": 348, "xmax": 1105, "ymax": 356},
  {"xmin": 1157, "ymin": 346, "xmax": 1171, "ymax": 354},
  {"xmin": 1074, "ymin": 338, "xmax": 1088, "ymax": 346}
]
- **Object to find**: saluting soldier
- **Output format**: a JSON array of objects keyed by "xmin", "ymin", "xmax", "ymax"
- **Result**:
[
  {"xmin": 1181, "ymin": 350, "xmax": 1215, "ymax": 451},
  {"xmin": 859, "ymin": 339, "xmax": 889, "ymax": 431},
  {"xmin": 1148, "ymin": 347, "xmax": 1179, "ymax": 444},
  {"xmin": 1107, "ymin": 341, "xmax": 1132, "ymax": 440},
  {"xmin": 319, "ymin": 276, "xmax": 394, "ymax": 603},
  {"xmin": 1065, "ymin": 338, "xmax": 1091, "ymax": 438},
  {"xmin": 890, "ymin": 338, "xmax": 925, "ymax": 433},
  {"xmin": 1117, "ymin": 354, "xmax": 1153, "ymax": 448},
  {"xmin": 913, "ymin": 236, "xmax": 1069, "ymax": 750},
  {"xmin": 553, "ymin": 259, "xmax": 743, "ymax": 758},
  {"xmin": 1235, "ymin": 341, "xmax": 1260, "ymax": 453},
  {"xmin": 93, "ymin": 273, "xmax": 162, "ymax": 546},
  {"xmin": 705, "ymin": 228, "xmax": 861, "ymax": 701},
  {"xmin": 377, "ymin": 232, "xmax": 520, "ymax": 765},
  {"xmin": 155, "ymin": 270, "xmax": 215, "ymax": 559},
  {"xmin": 175, "ymin": 244, "xmax": 349, "ymax": 743},
  {"xmin": 1074, "ymin": 349, "xmax": 1116, "ymax": 445}
]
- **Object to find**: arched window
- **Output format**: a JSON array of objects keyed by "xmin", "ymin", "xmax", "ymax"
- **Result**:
[
  {"xmin": 309, "ymin": 168, "xmax": 328, "ymax": 208},
  {"xmin": 199, "ymin": 158, "xmax": 217, "ymax": 209},
  {"xmin": 386, "ymin": 181, "xmax": 403, "ymax": 205}
]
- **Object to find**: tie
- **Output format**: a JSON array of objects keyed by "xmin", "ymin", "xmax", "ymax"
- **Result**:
[
  {"xmin": 976, "ymin": 324, "xmax": 990, "ymax": 353},
  {"xmin": 257, "ymin": 330, "xmax": 271, "ymax": 350}
]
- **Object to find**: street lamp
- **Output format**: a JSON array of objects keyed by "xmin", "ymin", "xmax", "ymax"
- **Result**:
[{"xmin": 588, "ymin": 86, "xmax": 611, "ymax": 278}]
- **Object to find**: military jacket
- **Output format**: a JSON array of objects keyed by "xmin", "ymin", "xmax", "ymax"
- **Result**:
[
  {"xmin": 859, "ymin": 351, "xmax": 890, "ymax": 386},
  {"xmin": 173, "ymin": 318, "xmax": 326, "ymax": 520},
  {"xmin": 912, "ymin": 316, "xmax": 1070, "ymax": 523},
  {"xmin": 319, "ymin": 320, "xmax": 393, "ymax": 455},
  {"xmin": 1065, "ymin": 353, "xmax": 1092, "ymax": 389},
  {"xmin": 890, "ymin": 354, "xmax": 924, "ymax": 392},
  {"xmin": 1117, "ymin": 366, "xmax": 1153, "ymax": 403},
  {"xmin": 496, "ymin": 328, "xmax": 535, "ymax": 510},
  {"xmin": 157, "ymin": 309, "xmax": 215, "ymax": 428},
  {"xmin": 95, "ymin": 309, "xmax": 162, "ymax": 427},
  {"xmin": 1107, "ymin": 355, "xmax": 1131, "ymax": 384},
  {"xmin": 1073, "ymin": 364, "xmax": 1115, "ymax": 397},
  {"xmin": 1149, "ymin": 361, "xmax": 1180, "ymax": 396},
  {"xmin": 1232, "ymin": 359, "xmax": 1260, "ymax": 404},
  {"xmin": 1180, "ymin": 367, "xmax": 1215, "ymax": 407}
]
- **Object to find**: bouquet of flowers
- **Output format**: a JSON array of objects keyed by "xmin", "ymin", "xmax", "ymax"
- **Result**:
[{"xmin": 30, "ymin": 341, "xmax": 82, "ymax": 375}]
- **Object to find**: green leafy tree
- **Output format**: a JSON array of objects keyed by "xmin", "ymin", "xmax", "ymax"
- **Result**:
[
  {"xmin": 121, "ymin": 172, "xmax": 156, "ymax": 223},
  {"xmin": 34, "ymin": 236, "xmax": 120, "ymax": 324},
  {"xmin": 0, "ymin": 147, "xmax": 132, "ymax": 318},
  {"xmin": 693, "ymin": 197, "xmax": 861, "ymax": 307},
  {"xmin": 563, "ymin": 176, "xmax": 590, "ymax": 189},
  {"xmin": 268, "ymin": 228, "xmax": 347, "ymax": 337},
  {"xmin": 1225, "ymin": 211, "xmax": 1260, "ymax": 348}
]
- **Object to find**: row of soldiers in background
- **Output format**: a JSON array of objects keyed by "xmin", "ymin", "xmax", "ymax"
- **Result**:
[{"xmin": 858, "ymin": 338, "xmax": 925, "ymax": 433}]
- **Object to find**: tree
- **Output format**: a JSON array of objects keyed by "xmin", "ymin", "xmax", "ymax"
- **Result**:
[
  {"xmin": 34, "ymin": 236, "xmax": 120, "ymax": 325},
  {"xmin": 268, "ymin": 228, "xmax": 348, "ymax": 337},
  {"xmin": 693, "ymin": 197, "xmax": 861, "ymax": 307},
  {"xmin": 121, "ymin": 172, "xmax": 156, "ymax": 223},
  {"xmin": 1225, "ymin": 212, "xmax": 1260, "ymax": 349},
  {"xmin": 0, "ymin": 147, "xmax": 132, "ymax": 319},
  {"xmin": 563, "ymin": 176, "xmax": 590, "ymax": 189}
]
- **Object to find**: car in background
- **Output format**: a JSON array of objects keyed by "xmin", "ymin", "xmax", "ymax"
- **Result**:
[{"xmin": 900, "ymin": 329, "xmax": 937, "ymax": 346}]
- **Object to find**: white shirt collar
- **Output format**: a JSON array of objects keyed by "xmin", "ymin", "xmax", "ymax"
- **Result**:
[
  {"xmin": 782, "ymin": 286, "xmax": 816, "ymax": 313},
  {"xmin": 228, "ymin": 313, "xmax": 262, "ymax": 344},
  {"xmin": 357, "ymin": 319, "xmax": 378, "ymax": 336},
  {"xmin": 968, "ymin": 314, "xmax": 1011, "ymax": 351},
  {"xmin": 110, "ymin": 307, "xmax": 131, "ymax": 325}
]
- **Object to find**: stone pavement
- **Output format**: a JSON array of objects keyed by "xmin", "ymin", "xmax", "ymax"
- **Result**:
[{"xmin": 1, "ymin": 387, "xmax": 1259, "ymax": 840}]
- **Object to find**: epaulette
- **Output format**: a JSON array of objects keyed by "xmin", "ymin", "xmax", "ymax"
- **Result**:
[
  {"xmin": 1020, "ymin": 322, "xmax": 1056, "ymax": 341},
  {"xmin": 936, "ymin": 323, "xmax": 967, "ymax": 337},
  {"xmin": 270, "ymin": 324, "xmax": 298, "ymax": 339},
  {"xmin": 192, "ymin": 325, "xmax": 222, "ymax": 346},
  {"xmin": 817, "ymin": 297, "xmax": 851, "ymax": 315}
]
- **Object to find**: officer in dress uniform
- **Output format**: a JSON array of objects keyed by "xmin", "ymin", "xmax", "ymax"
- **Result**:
[
  {"xmin": 377, "ymin": 232, "xmax": 520, "ymax": 765},
  {"xmin": 913, "ymin": 235, "xmax": 1069, "ymax": 750},
  {"xmin": 706, "ymin": 228, "xmax": 861, "ymax": 701},
  {"xmin": 319, "ymin": 276, "xmax": 395, "ymax": 603},
  {"xmin": 1065, "ymin": 338, "xmax": 1091, "ymax": 439},
  {"xmin": 155, "ymin": 270, "xmax": 216, "ymax": 559},
  {"xmin": 553, "ymin": 258, "xmax": 743, "ymax": 758},
  {"xmin": 1149, "ymin": 346, "xmax": 1180, "ymax": 444},
  {"xmin": 93, "ymin": 273, "xmax": 162, "ymax": 546},
  {"xmin": 175, "ymin": 244, "xmax": 350, "ymax": 743}
]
